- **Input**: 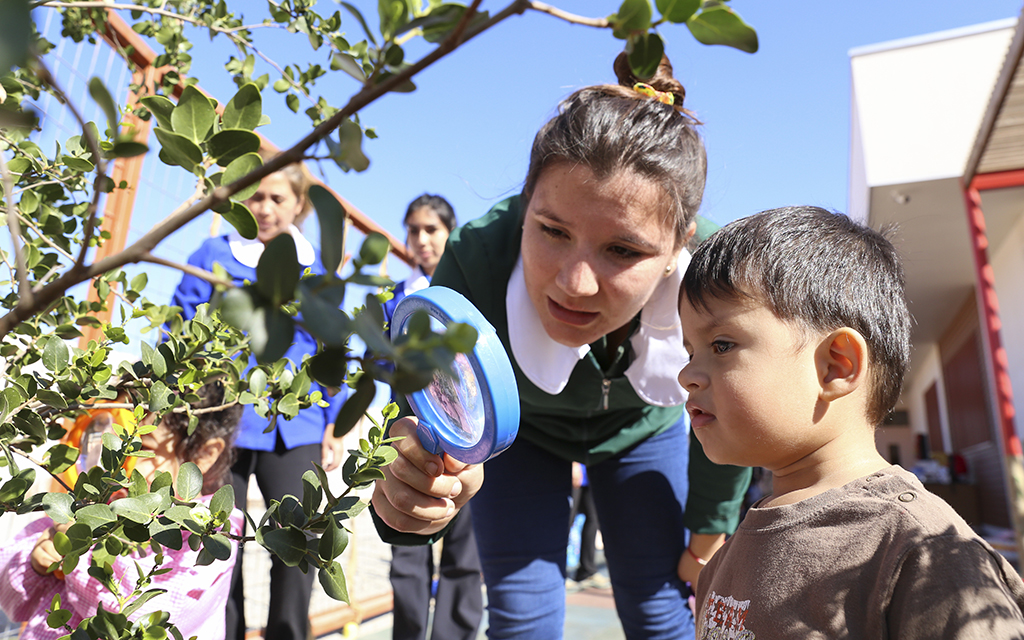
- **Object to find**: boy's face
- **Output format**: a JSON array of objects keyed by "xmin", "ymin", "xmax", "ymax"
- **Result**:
[{"xmin": 678, "ymin": 292, "xmax": 827, "ymax": 470}]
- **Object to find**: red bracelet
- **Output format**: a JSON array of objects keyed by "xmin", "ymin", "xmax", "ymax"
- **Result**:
[{"xmin": 686, "ymin": 546, "xmax": 708, "ymax": 566}]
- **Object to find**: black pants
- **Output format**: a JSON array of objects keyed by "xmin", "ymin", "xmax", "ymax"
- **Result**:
[
  {"xmin": 389, "ymin": 502, "xmax": 484, "ymax": 640},
  {"xmin": 569, "ymin": 483, "xmax": 600, "ymax": 581},
  {"xmin": 226, "ymin": 441, "xmax": 320, "ymax": 640}
]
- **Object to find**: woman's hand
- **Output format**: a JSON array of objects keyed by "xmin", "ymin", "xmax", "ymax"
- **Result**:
[
  {"xmin": 321, "ymin": 423, "xmax": 346, "ymax": 472},
  {"xmin": 371, "ymin": 417, "xmax": 483, "ymax": 536},
  {"xmin": 31, "ymin": 523, "xmax": 70, "ymax": 576},
  {"xmin": 678, "ymin": 532, "xmax": 726, "ymax": 593}
]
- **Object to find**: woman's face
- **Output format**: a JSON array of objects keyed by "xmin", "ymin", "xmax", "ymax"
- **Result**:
[
  {"xmin": 246, "ymin": 172, "xmax": 304, "ymax": 245},
  {"xmin": 406, "ymin": 207, "xmax": 451, "ymax": 276},
  {"xmin": 521, "ymin": 162, "xmax": 681, "ymax": 348}
]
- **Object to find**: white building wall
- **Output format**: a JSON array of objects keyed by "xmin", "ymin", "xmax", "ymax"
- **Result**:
[{"xmin": 990, "ymin": 209, "xmax": 1024, "ymax": 443}]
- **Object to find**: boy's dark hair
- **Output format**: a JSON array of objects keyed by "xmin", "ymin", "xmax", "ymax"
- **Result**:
[
  {"xmin": 161, "ymin": 378, "xmax": 242, "ymax": 494},
  {"xmin": 681, "ymin": 206, "xmax": 911, "ymax": 425}
]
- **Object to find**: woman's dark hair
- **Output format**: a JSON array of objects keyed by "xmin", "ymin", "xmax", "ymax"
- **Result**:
[
  {"xmin": 161, "ymin": 378, "xmax": 242, "ymax": 494},
  {"xmin": 523, "ymin": 52, "xmax": 706, "ymax": 247},
  {"xmin": 405, "ymin": 194, "xmax": 457, "ymax": 231}
]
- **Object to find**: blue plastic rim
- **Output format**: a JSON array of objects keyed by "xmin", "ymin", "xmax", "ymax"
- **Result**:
[{"xmin": 390, "ymin": 286, "xmax": 520, "ymax": 464}]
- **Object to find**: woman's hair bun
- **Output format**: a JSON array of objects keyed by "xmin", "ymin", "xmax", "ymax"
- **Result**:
[{"xmin": 613, "ymin": 51, "xmax": 686, "ymax": 107}]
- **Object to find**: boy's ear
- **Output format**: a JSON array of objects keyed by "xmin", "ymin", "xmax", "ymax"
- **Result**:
[
  {"xmin": 817, "ymin": 328, "xmax": 868, "ymax": 402},
  {"xmin": 192, "ymin": 436, "xmax": 226, "ymax": 475}
]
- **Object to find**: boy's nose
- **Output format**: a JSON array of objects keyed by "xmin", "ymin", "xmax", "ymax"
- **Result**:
[{"xmin": 677, "ymin": 361, "xmax": 703, "ymax": 390}]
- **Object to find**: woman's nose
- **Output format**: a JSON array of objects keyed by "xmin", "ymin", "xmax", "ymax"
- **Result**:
[{"xmin": 555, "ymin": 258, "xmax": 599, "ymax": 297}]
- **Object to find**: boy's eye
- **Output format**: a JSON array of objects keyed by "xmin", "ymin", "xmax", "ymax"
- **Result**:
[{"xmin": 711, "ymin": 340, "xmax": 734, "ymax": 354}]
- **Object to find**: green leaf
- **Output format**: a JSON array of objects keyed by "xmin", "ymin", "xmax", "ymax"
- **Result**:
[
  {"xmin": 199, "ymin": 533, "xmax": 233, "ymax": 561},
  {"xmin": 110, "ymin": 493, "xmax": 163, "ymax": 524},
  {"xmin": 333, "ymin": 375, "xmax": 375, "ymax": 439},
  {"xmin": 218, "ymin": 286, "xmax": 256, "ymax": 330},
  {"xmin": 319, "ymin": 560, "xmax": 349, "ymax": 602},
  {"xmin": 612, "ymin": 0, "xmax": 653, "ymax": 39},
  {"xmin": 378, "ymin": 0, "xmax": 411, "ymax": 40},
  {"xmin": 656, "ymin": 0, "xmax": 699, "ymax": 23},
  {"xmin": 19, "ymin": 189, "xmax": 38, "ymax": 214},
  {"xmin": 277, "ymin": 393, "xmax": 300, "ymax": 419},
  {"xmin": 286, "ymin": 93, "xmax": 300, "ymax": 113},
  {"xmin": 308, "ymin": 347, "xmax": 351, "ymax": 388},
  {"xmin": 41, "ymin": 335, "xmax": 70, "ymax": 372},
  {"xmin": 249, "ymin": 307, "xmax": 295, "ymax": 364},
  {"xmin": 256, "ymin": 233, "xmax": 301, "ymax": 306},
  {"xmin": 297, "ymin": 281, "xmax": 351, "ymax": 347},
  {"xmin": 331, "ymin": 53, "xmax": 366, "ymax": 82},
  {"xmin": 309, "ymin": 185, "xmax": 346, "ymax": 275},
  {"xmin": 88, "ymin": 77, "xmax": 119, "ymax": 136},
  {"xmin": 301, "ymin": 470, "xmax": 323, "ymax": 517},
  {"xmin": 442, "ymin": 322, "xmax": 478, "ymax": 353},
  {"xmin": 45, "ymin": 444, "xmax": 79, "ymax": 476},
  {"xmin": 222, "ymin": 152, "xmax": 263, "ymax": 201},
  {"xmin": 0, "ymin": 0, "xmax": 31, "ymax": 74},
  {"xmin": 262, "ymin": 527, "xmax": 308, "ymax": 567},
  {"xmin": 249, "ymin": 368, "xmax": 268, "ymax": 397},
  {"xmin": 74, "ymin": 504, "xmax": 116, "ymax": 530},
  {"xmin": 359, "ymin": 232, "xmax": 391, "ymax": 265},
  {"xmin": 36, "ymin": 388, "xmax": 68, "ymax": 409},
  {"xmin": 207, "ymin": 129, "xmax": 261, "ymax": 167},
  {"xmin": 222, "ymin": 83, "xmax": 262, "ymax": 131},
  {"xmin": 171, "ymin": 85, "xmax": 216, "ymax": 143},
  {"xmin": 628, "ymin": 32, "xmax": 665, "ymax": 81},
  {"xmin": 41, "ymin": 492, "xmax": 74, "ymax": 524},
  {"xmin": 687, "ymin": 5, "xmax": 758, "ymax": 53},
  {"xmin": 176, "ymin": 461, "xmax": 203, "ymax": 501},
  {"xmin": 336, "ymin": 119, "xmax": 370, "ymax": 172},
  {"xmin": 46, "ymin": 608, "xmax": 72, "ymax": 629},
  {"xmin": 210, "ymin": 484, "xmax": 235, "ymax": 519},
  {"xmin": 223, "ymin": 200, "xmax": 258, "ymax": 240},
  {"xmin": 318, "ymin": 516, "xmax": 349, "ymax": 561},
  {"xmin": 62, "ymin": 155, "xmax": 95, "ymax": 172},
  {"xmin": 153, "ymin": 127, "xmax": 203, "ymax": 172},
  {"xmin": 149, "ymin": 380, "xmax": 173, "ymax": 412},
  {"xmin": 140, "ymin": 95, "xmax": 175, "ymax": 130}
]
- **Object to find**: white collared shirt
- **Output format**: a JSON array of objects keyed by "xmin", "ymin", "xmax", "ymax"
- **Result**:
[
  {"xmin": 228, "ymin": 225, "xmax": 316, "ymax": 268},
  {"xmin": 506, "ymin": 250, "xmax": 691, "ymax": 407}
]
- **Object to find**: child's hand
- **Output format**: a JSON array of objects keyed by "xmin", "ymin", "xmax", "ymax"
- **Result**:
[
  {"xmin": 30, "ymin": 523, "xmax": 71, "ymax": 576},
  {"xmin": 371, "ymin": 417, "xmax": 483, "ymax": 535}
]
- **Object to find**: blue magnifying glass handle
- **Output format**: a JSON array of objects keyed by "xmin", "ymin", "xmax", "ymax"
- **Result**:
[{"xmin": 390, "ymin": 286, "xmax": 519, "ymax": 464}]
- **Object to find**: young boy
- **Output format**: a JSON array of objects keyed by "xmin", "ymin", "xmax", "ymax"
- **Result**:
[{"xmin": 678, "ymin": 206, "xmax": 1024, "ymax": 639}]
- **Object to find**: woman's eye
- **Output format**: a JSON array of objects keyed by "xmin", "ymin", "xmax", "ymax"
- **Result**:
[
  {"xmin": 711, "ymin": 340, "xmax": 734, "ymax": 354},
  {"xmin": 609, "ymin": 245, "xmax": 642, "ymax": 260},
  {"xmin": 540, "ymin": 224, "xmax": 566, "ymax": 239}
]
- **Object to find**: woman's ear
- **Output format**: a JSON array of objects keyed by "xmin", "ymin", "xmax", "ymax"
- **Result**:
[
  {"xmin": 192, "ymin": 437, "xmax": 226, "ymax": 475},
  {"xmin": 817, "ymin": 328, "xmax": 868, "ymax": 402}
]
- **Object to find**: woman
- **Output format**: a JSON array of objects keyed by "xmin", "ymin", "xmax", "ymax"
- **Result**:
[
  {"xmin": 384, "ymin": 194, "xmax": 484, "ymax": 640},
  {"xmin": 171, "ymin": 153, "xmax": 348, "ymax": 640},
  {"xmin": 372, "ymin": 54, "xmax": 751, "ymax": 639}
]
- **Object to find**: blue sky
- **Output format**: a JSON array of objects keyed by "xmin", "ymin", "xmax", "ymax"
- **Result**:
[
  {"xmin": 24, "ymin": 0, "xmax": 1024, "ymax": 348},
  {"xmin": 248, "ymin": 0, "xmax": 1022, "ymax": 286}
]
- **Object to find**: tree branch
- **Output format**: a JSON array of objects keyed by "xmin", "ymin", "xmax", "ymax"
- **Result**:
[
  {"xmin": 31, "ymin": 57, "xmax": 109, "ymax": 272},
  {"xmin": 525, "ymin": 1, "xmax": 610, "ymax": 28},
  {"xmin": 0, "ymin": 0, "xmax": 533, "ymax": 339},
  {"xmin": 0, "ymin": 151, "xmax": 33, "ymax": 307},
  {"xmin": 140, "ymin": 252, "xmax": 234, "ymax": 289}
]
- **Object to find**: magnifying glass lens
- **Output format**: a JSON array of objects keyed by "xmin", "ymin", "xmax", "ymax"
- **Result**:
[{"xmin": 423, "ymin": 352, "xmax": 486, "ymax": 446}]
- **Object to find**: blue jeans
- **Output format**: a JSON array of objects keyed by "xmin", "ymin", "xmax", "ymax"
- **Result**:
[{"xmin": 471, "ymin": 418, "xmax": 694, "ymax": 639}]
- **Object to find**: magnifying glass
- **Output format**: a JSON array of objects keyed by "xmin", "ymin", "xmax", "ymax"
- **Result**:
[{"xmin": 390, "ymin": 286, "xmax": 519, "ymax": 464}]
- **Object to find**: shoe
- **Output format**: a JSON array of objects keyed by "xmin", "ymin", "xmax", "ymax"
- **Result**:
[
  {"xmin": 565, "ymin": 577, "xmax": 582, "ymax": 593},
  {"xmin": 577, "ymin": 573, "xmax": 612, "ymax": 590}
]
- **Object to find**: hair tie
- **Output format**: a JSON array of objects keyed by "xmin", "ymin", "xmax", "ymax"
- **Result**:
[{"xmin": 633, "ymin": 82, "xmax": 675, "ymax": 106}]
